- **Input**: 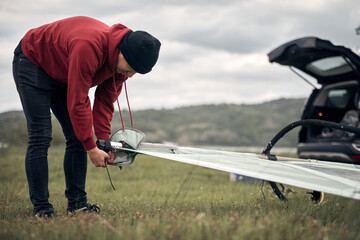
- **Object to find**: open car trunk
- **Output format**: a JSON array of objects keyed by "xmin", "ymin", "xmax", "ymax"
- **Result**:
[{"xmin": 268, "ymin": 37, "xmax": 360, "ymax": 163}]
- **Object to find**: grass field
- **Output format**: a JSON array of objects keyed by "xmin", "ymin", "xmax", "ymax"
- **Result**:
[{"xmin": 1, "ymin": 146, "xmax": 360, "ymax": 240}]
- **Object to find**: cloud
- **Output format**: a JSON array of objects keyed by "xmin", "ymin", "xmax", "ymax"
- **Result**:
[
  {"xmin": 124, "ymin": 40, "xmax": 317, "ymax": 110},
  {"xmin": 0, "ymin": 0, "xmax": 359, "ymax": 112}
]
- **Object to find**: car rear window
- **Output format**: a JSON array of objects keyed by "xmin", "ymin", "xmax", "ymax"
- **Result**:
[
  {"xmin": 305, "ymin": 56, "xmax": 356, "ymax": 77},
  {"xmin": 325, "ymin": 89, "xmax": 351, "ymax": 108}
]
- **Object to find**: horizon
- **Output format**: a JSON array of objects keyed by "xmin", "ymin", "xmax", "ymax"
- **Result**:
[{"xmin": 0, "ymin": 96, "xmax": 306, "ymax": 114}]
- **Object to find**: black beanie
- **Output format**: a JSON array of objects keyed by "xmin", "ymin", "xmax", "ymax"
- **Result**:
[{"xmin": 119, "ymin": 31, "xmax": 161, "ymax": 74}]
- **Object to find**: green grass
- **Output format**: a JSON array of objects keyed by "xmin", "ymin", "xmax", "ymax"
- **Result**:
[{"xmin": 1, "ymin": 146, "xmax": 360, "ymax": 240}]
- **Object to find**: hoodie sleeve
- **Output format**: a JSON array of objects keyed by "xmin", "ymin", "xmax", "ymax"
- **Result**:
[
  {"xmin": 67, "ymin": 40, "xmax": 102, "ymax": 150},
  {"xmin": 93, "ymin": 74, "xmax": 126, "ymax": 140}
]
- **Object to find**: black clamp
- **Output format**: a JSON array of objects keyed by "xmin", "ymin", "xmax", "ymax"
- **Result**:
[{"xmin": 96, "ymin": 139, "xmax": 112, "ymax": 152}]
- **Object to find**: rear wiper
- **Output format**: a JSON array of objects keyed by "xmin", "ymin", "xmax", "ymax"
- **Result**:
[{"xmin": 289, "ymin": 66, "xmax": 318, "ymax": 89}]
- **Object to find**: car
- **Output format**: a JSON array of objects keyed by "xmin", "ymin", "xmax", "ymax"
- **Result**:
[{"xmin": 268, "ymin": 36, "xmax": 360, "ymax": 164}]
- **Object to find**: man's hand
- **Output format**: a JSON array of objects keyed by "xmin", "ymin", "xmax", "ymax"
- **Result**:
[
  {"xmin": 107, "ymin": 151, "xmax": 114, "ymax": 164},
  {"xmin": 87, "ymin": 147, "xmax": 112, "ymax": 167},
  {"xmin": 95, "ymin": 139, "xmax": 114, "ymax": 165}
]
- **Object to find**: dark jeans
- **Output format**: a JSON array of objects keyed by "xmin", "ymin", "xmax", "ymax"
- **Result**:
[{"xmin": 12, "ymin": 41, "xmax": 88, "ymax": 213}]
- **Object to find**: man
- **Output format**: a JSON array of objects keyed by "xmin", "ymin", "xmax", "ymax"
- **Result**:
[{"xmin": 12, "ymin": 16, "xmax": 161, "ymax": 217}]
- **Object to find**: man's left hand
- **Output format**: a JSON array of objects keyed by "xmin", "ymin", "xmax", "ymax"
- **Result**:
[{"xmin": 107, "ymin": 151, "xmax": 114, "ymax": 164}]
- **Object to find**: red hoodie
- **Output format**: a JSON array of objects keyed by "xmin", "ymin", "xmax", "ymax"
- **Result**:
[{"xmin": 21, "ymin": 16, "xmax": 132, "ymax": 150}]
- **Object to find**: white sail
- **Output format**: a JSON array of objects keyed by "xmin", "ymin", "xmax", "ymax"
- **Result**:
[
  {"xmin": 109, "ymin": 129, "xmax": 360, "ymax": 200},
  {"xmin": 113, "ymin": 142, "xmax": 360, "ymax": 200}
]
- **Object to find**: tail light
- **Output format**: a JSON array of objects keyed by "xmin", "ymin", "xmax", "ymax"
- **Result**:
[{"xmin": 351, "ymin": 155, "xmax": 360, "ymax": 161}]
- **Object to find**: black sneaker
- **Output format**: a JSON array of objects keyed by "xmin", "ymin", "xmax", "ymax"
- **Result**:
[
  {"xmin": 34, "ymin": 208, "xmax": 54, "ymax": 218},
  {"xmin": 67, "ymin": 203, "xmax": 100, "ymax": 214}
]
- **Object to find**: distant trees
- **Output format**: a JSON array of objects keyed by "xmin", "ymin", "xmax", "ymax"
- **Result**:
[{"xmin": 0, "ymin": 98, "xmax": 305, "ymax": 148}]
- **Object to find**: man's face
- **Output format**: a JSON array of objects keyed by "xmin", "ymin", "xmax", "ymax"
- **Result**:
[{"xmin": 116, "ymin": 52, "xmax": 136, "ymax": 78}]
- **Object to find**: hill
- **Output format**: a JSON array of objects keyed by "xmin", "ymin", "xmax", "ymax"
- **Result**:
[{"xmin": 0, "ymin": 98, "xmax": 306, "ymax": 147}]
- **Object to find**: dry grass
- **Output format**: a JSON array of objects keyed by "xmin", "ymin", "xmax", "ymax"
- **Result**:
[{"xmin": 1, "ymin": 146, "xmax": 359, "ymax": 240}]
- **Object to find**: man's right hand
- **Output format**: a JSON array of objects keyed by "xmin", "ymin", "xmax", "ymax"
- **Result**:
[{"xmin": 87, "ymin": 147, "xmax": 109, "ymax": 167}]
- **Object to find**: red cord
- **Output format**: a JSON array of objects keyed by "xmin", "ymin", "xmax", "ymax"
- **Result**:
[
  {"xmin": 124, "ymin": 82, "xmax": 134, "ymax": 128},
  {"xmin": 113, "ymin": 76, "xmax": 134, "ymax": 130},
  {"xmin": 116, "ymin": 98, "xmax": 125, "ymax": 131}
]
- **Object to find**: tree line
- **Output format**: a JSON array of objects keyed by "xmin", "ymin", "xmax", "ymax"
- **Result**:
[{"xmin": 0, "ymin": 98, "xmax": 305, "ymax": 148}]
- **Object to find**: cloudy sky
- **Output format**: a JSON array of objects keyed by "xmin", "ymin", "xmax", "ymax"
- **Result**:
[{"xmin": 1, "ymin": 0, "xmax": 359, "ymax": 112}]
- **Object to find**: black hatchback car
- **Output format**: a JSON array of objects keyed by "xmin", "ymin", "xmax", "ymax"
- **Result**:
[{"xmin": 268, "ymin": 37, "xmax": 360, "ymax": 164}]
